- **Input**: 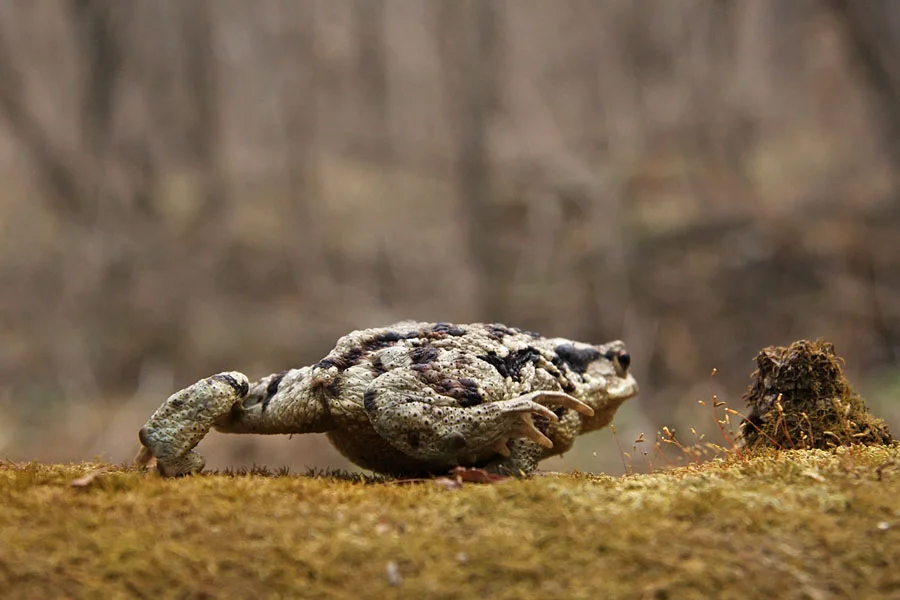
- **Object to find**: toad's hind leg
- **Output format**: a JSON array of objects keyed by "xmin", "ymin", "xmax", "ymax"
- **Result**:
[
  {"xmin": 135, "ymin": 372, "xmax": 250, "ymax": 476},
  {"xmin": 135, "ymin": 368, "xmax": 331, "ymax": 477},
  {"xmin": 363, "ymin": 372, "xmax": 594, "ymax": 473}
]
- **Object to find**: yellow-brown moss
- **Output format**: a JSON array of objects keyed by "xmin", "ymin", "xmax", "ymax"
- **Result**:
[
  {"xmin": 2, "ymin": 447, "xmax": 900, "ymax": 599},
  {"xmin": 740, "ymin": 339, "xmax": 892, "ymax": 450}
]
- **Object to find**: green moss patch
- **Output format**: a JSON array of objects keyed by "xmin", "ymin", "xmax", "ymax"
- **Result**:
[
  {"xmin": 741, "ymin": 339, "xmax": 892, "ymax": 450},
  {"xmin": 2, "ymin": 446, "xmax": 900, "ymax": 599}
]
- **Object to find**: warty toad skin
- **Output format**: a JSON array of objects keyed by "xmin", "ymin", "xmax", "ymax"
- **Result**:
[{"xmin": 135, "ymin": 321, "xmax": 639, "ymax": 477}]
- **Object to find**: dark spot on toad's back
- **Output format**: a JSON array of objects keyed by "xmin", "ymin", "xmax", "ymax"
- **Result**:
[
  {"xmin": 370, "ymin": 330, "xmax": 403, "ymax": 346},
  {"xmin": 310, "ymin": 374, "xmax": 340, "ymax": 398},
  {"xmin": 429, "ymin": 377, "xmax": 483, "ymax": 407},
  {"xmin": 317, "ymin": 331, "xmax": 412, "ymax": 374},
  {"xmin": 554, "ymin": 344, "xmax": 601, "ymax": 375},
  {"xmin": 359, "ymin": 331, "xmax": 407, "ymax": 355},
  {"xmin": 486, "ymin": 324, "xmax": 515, "ymax": 340},
  {"xmin": 414, "ymin": 365, "xmax": 442, "ymax": 387},
  {"xmin": 512, "ymin": 326, "xmax": 542, "ymax": 339},
  {"xmin": 456, "ymin": 378, "xmax": 482, "ymax": 407},
  {"xmin": 544, "ymin": 358, "xmax": 578, "ymax": 393},
  {"xmin": 477, "ymin": 348, "xmax": 541, "ymax": 381},
  {"xmin": 506, "ymin": 348, "xmax": 541, "ymax": 379},
  {"xmin": 344, "ymin": 347, "xmax": 365, "ymax": 364},
  {"xmin": 477, "ymin": 352, "xmax": 509, "ymax": 378},
  {"xmin": 406, "ymin": 431, "xmax": 421, "ymax": 449},
  {"xmin": 262, "ymin": 370, "xmax": 288, "ymax": 411},
  {"xmin": 486, "ymin": 324, "xmax": 540, "ymax": 340},
  {"xmin": 430, "ymin": 322, "xmax": 465, "ymax": 337},
  {"xmin": 213, "ymin": 373, "xmax": 249, "ymax": 397},
  {"xmin": 363, "ymin": 388, "xmax": 378, "ymax": 412},
  {"xmin": 315, "ymin": 346, "xmax": 367, "ymax": 372},
  {"xmin": 410, "ymin": 346, "xmax": 439, "ymax": 365},
  {"xmin": 328, "ymin": 378, "xmax": 342, "ymax": 396},
  {"xmin": 315, "ymin": 358, "xmax": 337, "ymax": 370},
  {"xmin": 371, "ymin": 355, "xmax": 387, "ymax": 375}
]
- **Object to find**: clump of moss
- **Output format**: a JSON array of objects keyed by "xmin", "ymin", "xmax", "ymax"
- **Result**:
[{"xmin": 740, "ymin": 339, "xmax": 892, "ymax": 450}]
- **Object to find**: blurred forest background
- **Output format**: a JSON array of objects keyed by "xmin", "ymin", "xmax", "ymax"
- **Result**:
[{"xmin": 1, "ymin": 0, "xmax": 899, "ymax": 475}]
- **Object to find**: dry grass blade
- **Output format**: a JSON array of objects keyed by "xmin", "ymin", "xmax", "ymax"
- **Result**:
[{"xmin": 70, "ymin": 468, "xmax": 107, "ymax": 488}]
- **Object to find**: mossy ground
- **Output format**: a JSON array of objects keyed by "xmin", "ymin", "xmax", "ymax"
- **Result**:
[{"xmin": 2, "ymin": 446, "xmax": 900, "ymax": 599}]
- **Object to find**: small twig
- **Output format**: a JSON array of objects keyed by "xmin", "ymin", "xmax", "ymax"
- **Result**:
[
  {"xmin": 705, "ymin": 368, "xmax": 745, "ymax": 458},
  {"xmin": 727, "ymin": 406, "xmax": 785, "ymax": 450},
  {"xmin": 610, "ymin": 424, "xmax": 632, "ymax": 476},
  {"xmin": 660, "ymin": 426, "xmax": 702, "ymax": 463},
  {"xmin": 774, "ymin": 395, "xmax": 796, "ymax": 449}
]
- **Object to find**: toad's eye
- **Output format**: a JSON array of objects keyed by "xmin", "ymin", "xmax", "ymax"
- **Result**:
[
  {"xmin": 603, "ymin": 348, "xmax": 631, "ymax": 376},
  {"xmin": 616, "ymin": 350, "xmax": 631, "ymax": 371}
]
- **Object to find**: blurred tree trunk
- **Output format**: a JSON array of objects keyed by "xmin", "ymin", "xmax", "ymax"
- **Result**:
[
  {"xmin": 352, "ymin": 0, "xmax": 392, "ymax": 163},
  {"xmin": 279, "ymin": 0, "xmax": 327, "ymax": 288},
  {"xmin": 70, "ymin": 1, "xmax": 165, "ymax": 390},
  {"xmin": 825, "ymin": 0, "xmax": 900, "ymax": 362},
  {"xmin": 70, "ymin": 0, "xmax": 120, "ymax": 164},
  {"xmin": 0, "ymin": 1, "xmax": 173, "ymax": 391},
  {"xmin": 182, "ymin": 0, "xmax": 227, "ymax": 230},
  {"xmin": 826, "ymin": 0, "xmax": 900, "ymax": 174},
  {"xmin": 0, "ymin": 1, "xmax": 123, "ymax": 223},
  {"xmin": 436, "ymin": 0, "xmax": 505, "ymax": 320}
]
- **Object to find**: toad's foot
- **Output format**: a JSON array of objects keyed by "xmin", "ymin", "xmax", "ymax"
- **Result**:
[
  {"xmin": 134, "ymin": 372, "xmax": 249, "ymax": 477},
  {"xmin": 487, "ymin": 391, "xmax": 594, "ymax": 455}
]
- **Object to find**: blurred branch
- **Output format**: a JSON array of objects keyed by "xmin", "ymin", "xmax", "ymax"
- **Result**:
[
  {"xmin": 181, "ymin": 0, "xmax": 227, "ymax": 227},
  {"xmin": 826, "ymin": 0, "xmax": 900, "ymax": 171},
  {"xmin": 0, "ymin": 23, "xmax": 91, "ymax": 223},
  {"xmin": 69, "ymin": 0, "xmax": 121, "ymax": 153},
  {"xmin": 436, "ymin": 0, "xmax": 504, "ymax": 319},
  {"xmin": 278, "ymin": 0, "xmax": 329, "ymax": 285},
  {"xmin": 352, "ymin": 0, "xmax": 392, "ymax": 162},
  {"xmin": 281, "ymin": 2, "xmax": 318, "ymax": 193},
  {"xmin": 70, "ymin": 0, "xmax": 162, "ymax": 221}
]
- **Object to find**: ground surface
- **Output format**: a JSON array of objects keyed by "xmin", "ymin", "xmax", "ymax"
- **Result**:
[{"xmin": 2, "ymin": 446, "xmax": 899, "ymax": 599}]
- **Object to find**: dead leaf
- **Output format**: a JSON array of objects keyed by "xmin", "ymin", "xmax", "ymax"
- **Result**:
[
  {"xmin": 375, "ymin": 521, "xmax": 392, "ymax": 535},
  {"xmin": 433, "ymin": 477, "xmax": 463, "ymax": 491},
  {"xmin": 385, "ymin": 561, "xmax": 402, "ymax": 587},
  {"xmin": 451, "ymin": 467, "xmax": 508, "ymax": 484}
]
